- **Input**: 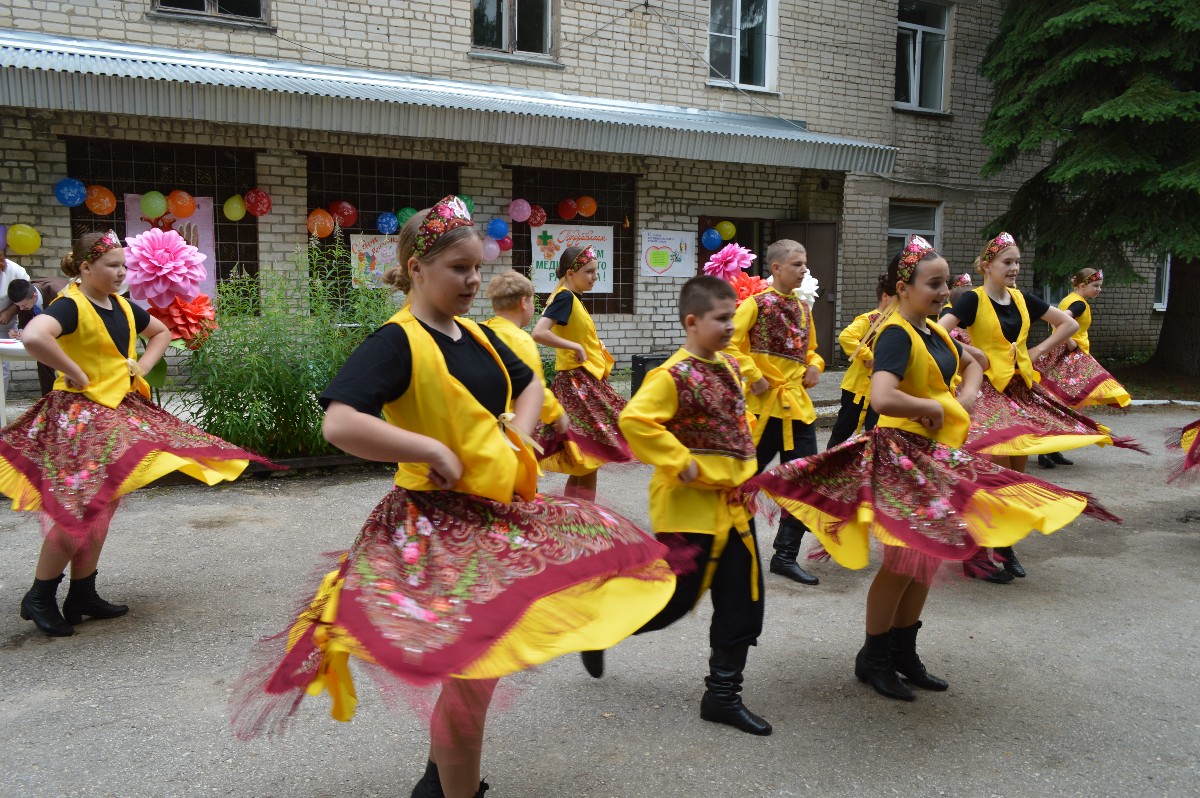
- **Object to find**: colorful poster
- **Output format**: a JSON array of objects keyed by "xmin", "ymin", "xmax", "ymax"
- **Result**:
[
  {"xmin": 123, "ymin": 195, "xmax": 217, "ymax": 307},
  {"xmin": 530, "ymin": 224, "xmax": 615, "ymax": 293},
  {"xmin": 350, "ymin": 234, "xmax": 401, "ymax": 289},
  {"xmin": 639, "ymin": 230, "xmax": 696, "ymax": 278}
]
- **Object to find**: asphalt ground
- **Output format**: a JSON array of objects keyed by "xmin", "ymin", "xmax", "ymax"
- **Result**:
[{"xmin": 0, "ymin": 403, "xmax": 1196, "ymax": 798}]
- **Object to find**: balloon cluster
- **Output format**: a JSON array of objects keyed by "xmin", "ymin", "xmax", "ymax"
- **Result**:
[
  {"xmin": 138, "ymin": 190, "xmax": 198, "ymax": 220},
  {"xmin": 222, "ymin": 189, "xmax": 272, "ymax": 221},
  {"xmin": 54, "ymin": 178, "xmax": 118, "ymax": 218},
  {"xmin": 700, "ymin": 220, "xmax": 737, "ymax": 251},
  {"xmin": 556, "ymin": 195, "xmax": 597, "ymax": 221}
]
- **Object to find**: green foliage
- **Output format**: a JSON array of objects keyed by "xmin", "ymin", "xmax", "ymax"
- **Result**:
[
  {"xmin": 178, "ymin": 235, "xmax": 398, "ymax": 459},
  {"xmin": 980, "ymin": 0, "xmax": 1200, "ymax": 280}
]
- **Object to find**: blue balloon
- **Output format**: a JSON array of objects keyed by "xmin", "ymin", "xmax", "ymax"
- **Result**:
[
  {"xmin": 701, "ymin": 227, "xmax": 722, "ymax": 250},
  {"xmin": 486, "ymin": 218, "xmax": 509, "ymax": 240},
  {"xmin": 54, "ymin": 177, "xmax": 87, "ymax": 207},
  {"xmin": 376, "ymin": 211, "xmax": 399, "ymax": 235}
]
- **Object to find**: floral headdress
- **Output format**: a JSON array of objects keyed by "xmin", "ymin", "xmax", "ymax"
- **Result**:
[
  {"xmin": 981, "ymin": 232, "xmax": 1017, "ymax": 264},
  {"xmin": 86, "ymin": 230, "xmax": 122, "ymax": 264},
  {"xmin": 1084, "ymin": 269, "xmax": 1104, "ymax": 285},
  {"xmin": 898, "ymin": 236, "xmax": 936, "ymax": 283},
  {"xmin": 567, "ymin": 245, "xmax": 597, "ymax": 272},
  {"xmin": 413, "ymin": 195, "xmax": 473, "ymax": 259},
  {"xmin": 952, "ymin": 273, "xmax": 973, "ymax": 288}
]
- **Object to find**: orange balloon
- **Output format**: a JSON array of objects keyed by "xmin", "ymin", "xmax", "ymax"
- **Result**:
[
  {"xmin": 85, "ymin": 185, "xmax": 117, "ymax": 216},
  {"xmin": 307, "ymin": 208, "xmax": 335, "ymax": 238},
  {"xmin": 576, "ymin": 196, "xmax": 598, "ymax": 217},
  {"xmin": 167, "ymin": 190, "xmax": 196, "ymax": 218}
]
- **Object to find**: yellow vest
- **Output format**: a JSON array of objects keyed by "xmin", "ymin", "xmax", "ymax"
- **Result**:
[
  {"xmin": 875, "ymin": 315, "xmax": 971, "ymax": 448},
  {"xmin": 482, "ymin": 315, "xmax": 564, "ymax": 425},
  {"xmin": 53, "ymin": 283, "xmax": 150, "ymax": 409},
  {"xmin": 1058, "ymin": 291, "xmax": 1092, "ymax": 354},
  {"xmin": 383, "ymin": 308, "xmax": 537, "ymax": 502},
  {"xmin": 969, "ymin": 286, "xmax": 1037, "ymax": 392},
  {"xmin": 547, "ymin": 286, "xmax": 613, "ymax": 381}
]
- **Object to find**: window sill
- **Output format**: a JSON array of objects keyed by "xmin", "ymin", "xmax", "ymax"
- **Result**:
[
  {"xmin": 706, "ymin": 79, "xmax": 780, "ymax": 97},
  {"xmin": 893, "ymin": 104, "xmax": 953, "ymax": 120},
  {"xmin": 147, "ymin": 10, "xmax": 276, "ymax": 32},
  {"xmin": 1153, "ymin": 303, "xmax": 1168, "ymax": 312},
  {"xmin": 468, "ymin": 50, "xmax": 565, "ymax": 70}
]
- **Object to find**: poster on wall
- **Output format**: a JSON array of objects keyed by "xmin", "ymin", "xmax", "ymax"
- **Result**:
[
  {"xmin": 123, "ymin": 195, "xmax": 217, "ymax": 306},
  {"xmin": 530, "ymin": 224, "xmax": 614, "ymax": 293},
  {"xmin": 639, "ymin": 230, "xmax": 696, "ymax": 278},
  {"xmin": 350, "ymin": 234, "xmax": 401, "ymax": 289}
]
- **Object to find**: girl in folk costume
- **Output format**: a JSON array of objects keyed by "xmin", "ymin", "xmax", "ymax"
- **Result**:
[
  {"xmin": 0, "ymin": 231, "xmax": 271, "ymax": 637},
  {"xmin": 752, "ymin": 238, "xmax": 1118, "ymax": 701},
  {"xmin": 234, "ymin": 199, "xmax": 674, "ymax": 798},
  {"xmin": 826, "ymin": 274, "xmax": 892, "ymax": 449},
  {"xmin": 1166, "ymin": 419, "xmax": 1200, "ymax": 484},
  {"xmin": 938, "ymin": 232, "xmax": 1144, "ymax": 582},
  {"xmin": 531, "ymin": 246, "xmax": 633, "ymax": 502}
]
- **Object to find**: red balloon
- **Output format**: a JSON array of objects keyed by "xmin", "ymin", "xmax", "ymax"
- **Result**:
[
  {"xmin": 328, "ymin": 200, "xmax": 358, "ymax": 228},
  {"xmin": 558, "ymin": 198, "xmax": 578, "ymax": 220},
  {"xmin": 244, "ymin": 188, "xmax": 273, "ymax": 217},
  {"xmin": 527, "ymin": 204, "xmax": 547, "ymax": 227},
  {"xmin": 497, "ymin": 235, "xmax": 513, "ymax": 252},
  {"xmin": 307, "ymin": 209, "xmax": 335, "ymax": 238}
]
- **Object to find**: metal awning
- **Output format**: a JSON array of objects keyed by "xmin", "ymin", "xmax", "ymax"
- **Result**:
[{"xmin": 0, "ymin": 29, "xmax": 896, "ymax": 173}]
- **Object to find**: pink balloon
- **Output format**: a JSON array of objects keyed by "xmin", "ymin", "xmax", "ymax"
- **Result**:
[
  {"xmin": 482, "ymin": 237, "xmax": 501, "ymax": 262},
  {"xmin": 509, "ymin": 199, "xmax": 532, "ymax": 223}
]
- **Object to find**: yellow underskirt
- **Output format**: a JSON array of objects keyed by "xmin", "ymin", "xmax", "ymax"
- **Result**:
[
  {"xmin": 1078, "ymin": 378, "xmax": 1131, "ymax": 408},
  {"xmin": 539, "ymin": 440, "xmax": 602, "ymax": 477},
  {"xmin": 1183, "ymin": 427, "xmax": 1198, "ymax": 450},
  {"xmin": 977, "ymin": 432, "xmax": 1111, "ymax": 457}
]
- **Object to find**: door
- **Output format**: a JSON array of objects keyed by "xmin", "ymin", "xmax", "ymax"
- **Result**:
[{"xmin": 774, "ymin": 221, "xmax": 837, "ymax": 363}]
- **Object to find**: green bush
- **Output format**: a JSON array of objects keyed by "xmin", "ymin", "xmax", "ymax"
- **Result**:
[{"xmin": 178, "ymin": 235, "xmax": 398, "ymax": 459}]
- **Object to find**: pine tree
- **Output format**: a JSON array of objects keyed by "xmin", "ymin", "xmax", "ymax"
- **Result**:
[{"xmin": 979, "ymin": 0, "xmax": 1200, "ymax": 375}]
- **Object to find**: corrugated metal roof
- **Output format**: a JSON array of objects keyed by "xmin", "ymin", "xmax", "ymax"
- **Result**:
[{"xmin": 0, "ymin": 29, "xmax": 896, "ymax": 173}]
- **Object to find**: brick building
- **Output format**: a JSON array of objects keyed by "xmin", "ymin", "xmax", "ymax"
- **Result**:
[{"xmin": 0, "ymin": 1, "xmax": 1166, "ymax": 396}]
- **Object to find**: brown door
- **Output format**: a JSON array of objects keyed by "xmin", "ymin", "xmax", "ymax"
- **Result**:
[{"xmin": 774, "ymin": 221, "xmax": 837, "ymax": 363}]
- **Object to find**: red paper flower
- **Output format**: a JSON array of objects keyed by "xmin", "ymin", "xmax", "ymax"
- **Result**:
[
  {"xmin": 148, "ymin": 293, "xmax": 218, "ymax": 349},
  {"xmin": 729, "ymin": 271, "xmax": 770, "ymax": 304}
]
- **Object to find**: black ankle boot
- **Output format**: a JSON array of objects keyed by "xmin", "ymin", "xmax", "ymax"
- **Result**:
[
  {"xmin": 1048, "ymin": 451, "xmax": 1074, "ymax": 466},
  {"xmin": 769, "ymin": 521, "xmax": 819, "ymax": 585},
  {"xmin": 410, "ymin": 760, "xmax": 489, "ymax": 798},
  {"xmin": 994, "ymin": 546, "xmax": 1026, "ymax": 578},
  {"xmin": 62, "ymin": 570, "xmax": 128, "ymax": 625},
  {"xmin": 1037, "ymin": 454, "xmax": 1056, "ymax": 469},
  {"xmin": 962, "ymin": 549, "xmax": 1014, "ymax": 584},
  {"xmin": 580, "ymin": 649, "xmax": 605, "ymax": 678},
  {"xmin": 855, "ymin": 631, "xmax": 914, "ymax": 701},
  {"xmin": 699, "ymin": 645, "xmax": 772, "ymax": 735},
  {"xmin": 889, "ymin": 621, "xmax": 948, "ymax": 691},
  {"xmin": 20, "ymin": 574, "xmax": 74, "ymax": 636}
]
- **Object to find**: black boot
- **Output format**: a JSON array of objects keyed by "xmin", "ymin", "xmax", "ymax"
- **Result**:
[
  {"xmin": 769, "ymin": 520, "xmax": 819, "ymax": 585},
  {"xmin": 994, "ymin": 546, "xmax": 1026, "ymax": 578},
  {"xmin": 699, "ymin": 645, "xmax": 772, "ymax": 735},
  {"xmin": 580, "ymin": 649, "xmax": 604, "ymax": 678},
  {"xmin": 890, "ymin": 621, "xmax": 948, "ymax": 691},
  {"xmin": 62, "ymin": 570, "xmax": 128, "ymax": 625},
  {"xmin": 1049, "ymin": 451, "xmax": 1074, "ymax": 466},
  {"xmin": 854, "ymin": 631, "xmax": 914, "ymax": 701},
  {"xmin": 962, "ymin": 549, "xmax": 1014, "ymax": 584},
  {"xmin": 410, "ymin": 760, "xmax": 489, "ymax": 798},
  {"xmin": 20, "ymin": 574, "xmax": 74, "ymax": 637},
  {"xmin": 1037, "ymin": 454, "xmax": 1056, "ymax": 469}
]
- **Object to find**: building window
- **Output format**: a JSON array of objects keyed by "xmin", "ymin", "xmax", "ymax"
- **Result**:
[
  {"xmin": 886, "ymin": 202, "xmax": 939, "ymax": 261},
  {"xmin": 473, "ymin": 0, "xmax": 553, "ymax": 56},
  {"xmin": 709, "ymin": 0, "xmax": 774, "ymax": 89},
  {"xmin": 511, "ymin": 167, "xmax": 638, "ymax": 315},
  {"xmin": 1154, "ymin": 254, "xmax": 1171, "ymax": 311},
  {"xmin": 895, "ymin": 0, "xmax": 948, "ymax": 111},
  {"xmin": 154, "ymin": 0, "xmax": 266, "ymax": 22}
]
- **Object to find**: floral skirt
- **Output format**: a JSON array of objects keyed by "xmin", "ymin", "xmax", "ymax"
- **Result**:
[
  {"xmin": 537, "ymin": 368, "xmax": 633, "ymax": 476},
  {"xmin": 237, "ymin": 487, "xmax": 674, "ymax": 735},
  {"xmin": 0, "ymin": 390, "xmax": 273, "ymax": 549},
  {"xmin": 751, "ymin": 427, "xmax": 1118, "ymax": 584},
  {"xmin": 1166, "ymin": 419, "xmax": 1200, "ymax": 484},
  {"xmin": 965, "ymin": 379, "xmax": 1144, "ymax": 457},
  {"xmin": 1035, "ymin": 344, "xmax": 1131, "ymax": 408}
]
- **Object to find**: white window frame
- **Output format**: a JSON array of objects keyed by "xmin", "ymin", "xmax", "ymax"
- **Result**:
[
  {"xmin": 886, "ymin": 201, "xmax": 941, "ymax": 260},
  {"xmin": 1154, "ymin": 253, "xmax": 1171, "ymax": 311},
  {"xmin": 708, "ymin": 0, "xmax": 778, "ymax": 91},
  {"xmin": 472, "ymin": 0, "xmax": 554, "ymax": 57},
  {"xmin": 153, "ymin": 0, "xmax": 267, "ymax": 23},
  {"xmin": 895, "ymin": 1, "xmax": 949, "ymax": 112}
]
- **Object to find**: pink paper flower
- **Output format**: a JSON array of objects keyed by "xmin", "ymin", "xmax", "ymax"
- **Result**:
[
  {"xmin": 124, "ymin": 228, "xmax": 207, "ymax": 308},
  {"xmin": 703, "ymin": 243, "xmax": 756, "ymax": 282}
]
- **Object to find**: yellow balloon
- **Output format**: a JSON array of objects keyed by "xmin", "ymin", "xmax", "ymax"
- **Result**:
[
  {"xmin": 716, "ymin": 221, "xmax": 737, "ymax": 241},
  {"xmin": 7, "ymin": 223, "xmax": 41, "ymax": 256},
  {"xmin": 223, "ymin": 194, "xmax": 247, "ymax": 221}
]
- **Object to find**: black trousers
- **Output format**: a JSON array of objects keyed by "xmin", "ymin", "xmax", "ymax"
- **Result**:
[
  {"xmin": 826, "ymin": 389, "xmax": 879, "ymax": 449},
  {"xmin": 755, "ymin": 416, "xmax": 818, "ymax": 527},
  {"xmin": 636, "ymin": 524, "xmax": 765, "ymax": 649}
]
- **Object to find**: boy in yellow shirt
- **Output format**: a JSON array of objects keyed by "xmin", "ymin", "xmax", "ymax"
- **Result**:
[
  {"xmin": 826, "ymin": 275, "xmax": 892, "ymax": 448},
  {"xmin": 727, "ymin": 239, "xmax": 824, "ymax": 586},
  {"xmin": 582, "ymin": 275, "xmax": 770, "ymax": 736}
]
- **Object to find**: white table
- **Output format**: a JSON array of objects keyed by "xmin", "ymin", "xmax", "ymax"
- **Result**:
[{"xmin": 0, "ymin": 339, "xmax": 39, "ymax": 426}]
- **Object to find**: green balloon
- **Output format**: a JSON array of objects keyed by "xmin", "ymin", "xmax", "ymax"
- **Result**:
[
  {"xmin": 457, "ymin": 195, "xmax": 475, "ymax": 214},
  {"xmin": 140, "ymin": 190, "xmax": 168, "ymax": 219},
  {"xmin": 397, "ymin": 207, "xmax": 418, "ymax": 224}
]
